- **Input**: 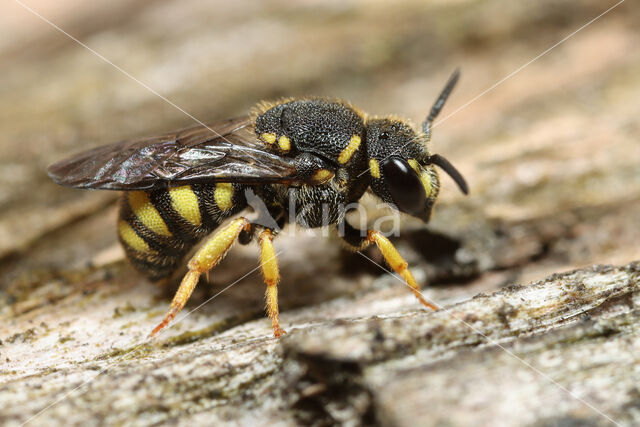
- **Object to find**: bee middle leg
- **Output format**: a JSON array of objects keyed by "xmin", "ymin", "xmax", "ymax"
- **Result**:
[
  {"xmin": 258, "ymin": 228, "xmax": 286, "ymax": 337},
  {"xmin": 150, "ymin": 217, "xmax": 251, "ymax": 336},
  {"xmin": 340, "ymin": 220, "xmax": 439, "ymax": 311}
]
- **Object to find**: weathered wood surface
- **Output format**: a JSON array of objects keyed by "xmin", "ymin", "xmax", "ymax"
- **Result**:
[{"xmin": 1, "ymin": 0, "xmax": 639, "ymax": 425}]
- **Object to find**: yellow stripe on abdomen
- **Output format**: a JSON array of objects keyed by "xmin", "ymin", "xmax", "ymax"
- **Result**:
[
  {"xmin": 118, "ymin": 220, "xmax": 152, "ymax": 253},
  {"xmin": 214, "ymin": 183, "xmax": 234, "ymax": 211},
  {"xmin": 128, "ymin": 191, "xmax": 172, "ymax": 236},
  {"xmin": 169, "ymin": 185, "xmax": 202, "ymax": 226}
]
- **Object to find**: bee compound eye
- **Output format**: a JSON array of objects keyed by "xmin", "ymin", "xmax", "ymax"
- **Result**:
[{"xmin": 381, "ymin": 156, "xmax": 426, "ymax": 216}]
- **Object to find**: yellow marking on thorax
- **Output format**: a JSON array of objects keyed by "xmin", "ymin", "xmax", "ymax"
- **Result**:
[
  {"xmin": 278, "ymin": 135, "xmax": 291, "ymax": 152},
  {"xmin": 169, "ymin": 185, "xmax": 201, "ymax": 226},
  {"xmin": 408, "ymin": 159, "xmax": 432, "ymax": 197},
  {"xmin": 311, "ymin": 169, "xmax": 334, "ymax": 184},
  {"xmin": 261, "ymin": 133, "xmax": 276, "ymax": 144},
  {"xmin": 369, "ymin": 158, "xmax": 381, "ymax": 179},
  {"xmin": 128, "ymin": 191, "xmax": 172, "ymax": 236},
  {"xmin": 338, "ymin": 135, "xmax": 361, "ymax": 164},
  {"xmin": 118, "ymin": 220, "xmax": 151, "ymax": 253},
  {"xmin": 214, "ymin": 183, "xmax": 234, "ymax": 211}
]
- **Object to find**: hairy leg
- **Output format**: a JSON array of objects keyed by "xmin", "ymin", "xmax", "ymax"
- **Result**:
[
  {"xmin": 339, "ymin": 220, "xmax": 439, "ymax": 311},
  {"xmin": 150, "ymin": 217, "xmax": 250, "ymax": 336},
  {"xmin": 258, "ymin": 229, "xmax": 286, "ymax": 337},
  {"xmin": 366, "ymin": 230, "xmax": 439, "ymax": 311}
]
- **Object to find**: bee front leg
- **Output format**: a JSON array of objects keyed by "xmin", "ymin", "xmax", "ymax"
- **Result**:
[
  {"xmin": 149, "ymin": 217, "xmax": 251, "ymax": 337},
  {"xmin": 339, "ymin": 220, "xmax": 439, "ymax": 311},
  {"xmin": 366, "ymin": 230, "xmax": 439, "ymax": 311},
  {"xmin": 258, "ymin": 228, "xmax": 286, "ymax": 337}
]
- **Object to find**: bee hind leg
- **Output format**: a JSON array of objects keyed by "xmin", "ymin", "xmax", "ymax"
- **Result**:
[
  {"xmin": 258, "ymin": 228, "xmax": 286, "ymax": 337},
  {"xmin": 149, "ymin": 217, "xmax": 251, "ymax": 337}
]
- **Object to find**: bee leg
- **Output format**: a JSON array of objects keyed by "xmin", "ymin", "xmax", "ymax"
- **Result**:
[
  {"xmin": 365, "ymin": 230, "xmax": 439, "ymax": 311},
  {"xmin": 340, "ymin": 220, "xmax": 438, "ymax": 311},
  {"xmin": 149, "ymin": 217, "xmax": 251, "ymax": 337},
  {"xmin": 258, "ymin": 228, "xmax": 286, "ymax": 337}
]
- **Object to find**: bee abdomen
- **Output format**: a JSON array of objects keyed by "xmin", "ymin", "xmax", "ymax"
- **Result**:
[{"xmin": 118, "ymin": 183, "xmax": 247, "ymax": 281}]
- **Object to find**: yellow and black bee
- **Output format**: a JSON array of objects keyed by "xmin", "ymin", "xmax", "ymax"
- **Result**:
[{"xmin": 48, "ymin": 70, "xmax": 468, "ymax": 338}]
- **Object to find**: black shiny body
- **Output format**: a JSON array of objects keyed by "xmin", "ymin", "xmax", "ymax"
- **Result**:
[
  {"xmin": 49, "ymin": 72, "xmax": 469, "ymax": 281},
  {"xmin": 254, "ymin": 99, "xmax": 371, "ymax": 228}
]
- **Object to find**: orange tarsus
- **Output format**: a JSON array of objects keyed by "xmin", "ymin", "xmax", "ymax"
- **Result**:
[
  {"xmin": 366, "ymin": 230, "xmax": 440, "ymax": 312},
  {"xmin": 149, "ymin": 307, "xmax": 178, "ymax": 337}
]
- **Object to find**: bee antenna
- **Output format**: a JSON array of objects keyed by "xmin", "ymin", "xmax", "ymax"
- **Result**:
[
  {"xmin": 424, "ymin": 153, "xmax": 469, "ymax": 195},
  {"xmin": 422, "ymin": 69, "xmax": 460, "ymax": 136}
]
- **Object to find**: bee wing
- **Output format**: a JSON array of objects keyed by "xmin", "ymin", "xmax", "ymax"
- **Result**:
[{"xmin": 48, "ymin": 117, "xmax": 300, "ymax": 190}]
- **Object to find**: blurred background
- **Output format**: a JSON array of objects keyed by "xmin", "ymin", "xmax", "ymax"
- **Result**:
[{"xmin": 1, "ymin": 0, "xmax": 639, "ymax": 425}]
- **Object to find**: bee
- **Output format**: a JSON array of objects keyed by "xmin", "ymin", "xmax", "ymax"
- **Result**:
[{"xmin": 48, "ymin": 70, "xmax": 468, "ymax": 338}]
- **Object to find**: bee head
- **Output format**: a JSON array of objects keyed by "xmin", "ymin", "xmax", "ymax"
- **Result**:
[{"xmin": 365, "ymin": 118, "xmax": 468, "ymax": 222}]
